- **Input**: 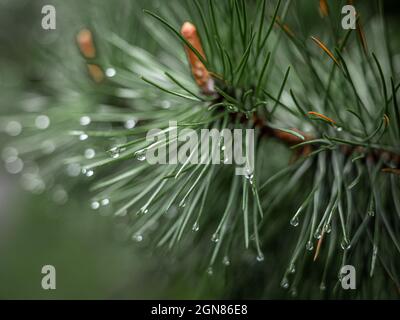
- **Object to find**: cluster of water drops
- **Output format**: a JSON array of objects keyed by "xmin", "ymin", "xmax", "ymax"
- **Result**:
[
  {"xmin": 2, "ymin": 115, "xmax": 52, "ymax": 174},
  {"xmin": 91, "ymin": 198, "xmax": 110, "ymax": 210},
  {"xmin": 81, "ymin": 168, "xmax": 94, "ymax": 177}
]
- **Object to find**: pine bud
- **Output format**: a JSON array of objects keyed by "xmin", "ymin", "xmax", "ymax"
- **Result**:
[
  {"xmin": 319, "ymin": 0, "xmax": 329, "ymax": 17},
  {"xmin": 87, "ymin": 64, "xmax": 104, "ymax": 83},
  {"xmin": 181, "ymin": 22, "xmax": 214, "ymax": 95},
  {"xmin": 76, "ymin": 29, "xmax": 96, "ymax": 59}
]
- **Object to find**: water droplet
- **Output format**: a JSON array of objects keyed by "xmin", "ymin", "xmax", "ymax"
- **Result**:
[
  {"xmin": 336, "ymin": 126, "xmax": 343, "ymax": 132},
  {"xmin": 66, "ymin": 163, "xmax": 81, "ymax": 177},
  {"xmin": 5, "ymin": 121, "xmax": 22, "ymax": 136},
  {"xmin": 138, "ymin": 206, "xmax": 148, "ymax": 215},
  {"xmin": 280, "ymin": 277, "xmax": 289, "ymax": 289},
  {"xmin": 222, "ymin": 256, "xmax": 230, "ymax": 266},
  {"xmin": 306, "ymin": 240, "xmax": 314, "ymax": 251},
  {"xmin": 368, "ymin": 209, "xmax": 375, "ymax": 217},
  {"xmin": 290, "ymin": 215, "xmax": 299, "ymax": 227},
  {"xmin": 84, "ymin": 148, "xmax": 96, "ymax": 159},
  {"xmin": 41, "ymin": 140, "xmax": 55, "ymax": 154},
  {"xmin": 340, "ymin": 238, "xmax": 351, "ymax": 251},
  {"xmin": 161, "ymin": 100, "xmax": 171, "ymax": 109},
  {"xmin": 227, "ymin": 104, "xmax": 238, "ymax": 112},
  {"xmin": 105, "ymin": 67, "xmax": 116, "ymax": 78},
  {"xmin": 211, "ymin": 233, "xmax": 220, "ymax": 243},
  {"xmin": 5, "ymin": 157, "xmax": 24, "ymax": 174},
  {"xmin": 289, "ymin": 263, "xmax": 296, "ymax": 274},
  {"xmin": 80, "ymin": 116, "xmax": 91, "ymax": 126},
  {"xmin": 79, "ymin": 133, "xmax": 88, "ymax": 141},
  {"xmin": 101, "ymin": 198, "xmax": 110, "ymax": 206},
  {"xmin": 320, "ymin": 282, "xmax": 326, "ymax": 291},
  {"xmin": 324, "ymin": 223, "xmax": 332, "ymax": 234},
  {"xmin": 206, "ymin": 266, "xmax": 213, "ymax": 276},
  {"xmin": 91, "ymin": 201, "xmax": 100, "ymax": 210},
  {"xmin": 290, "ymin": 288, "xmax": 297, "ymax": 297},
  {"xmin": 314, "ymin": 228, "xmax": 322, "ymax": 239},
  {"xmin": 244, "ymin": 169, "xmax": 254, "ymax": 183},
  {"xmin": 35, "ymin": 115, "xmax": 50, "ymax": 129},
  {"xmin": 192, "ymin": 221, "xmax": 199, "ymax": 232},
  {"xmin": 124, "ymin": 119, "xmax": 136, "ymax": 129},
  {"xmin": 85, "ymin": 169, "xmax": 94, "ymax": 177},
  {"xmin": 108, "ymin": 146, "xmax": 121, "ymax": 159},
  {"xmin": 132, "ymin": 233, "xmax": 143, "ymax": 242},
  {"xmin": 135, "ymin": 150, "xmax": 146, "ymax": 161},
  {"xmin": 256, "ymin": 253, "xmax": 264, "ymax": 262},
  {"xmin": 179, "ymin": 200, "xmax": 186, "ymax": 208}
]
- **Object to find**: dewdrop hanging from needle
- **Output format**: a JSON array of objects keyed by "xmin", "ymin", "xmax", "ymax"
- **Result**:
[{"xmin": 181, "ymin": 22, "xmax": 215, "ymax": 95}]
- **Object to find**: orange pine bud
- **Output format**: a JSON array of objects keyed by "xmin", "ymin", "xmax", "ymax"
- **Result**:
[
  {"xmin": 87, "ymin": 64, "xmax": 104, "ymax": 83},
  {"xmin": 308, "ymin": 111, "xmax": 336, "ymax": 125},
  {"xmin": 76, "ymin": 29, "xmax": 96, "ymax": 59},
  {"xmin": 181, "ymin": 22, "xmax": 214, "ymax": 94},
  {"xmin": 319, "ymin": 0, "xmax": 329, "ymax": 17}
]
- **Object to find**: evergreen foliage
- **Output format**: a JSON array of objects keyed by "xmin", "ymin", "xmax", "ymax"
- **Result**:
[{"xmin": 1, "ymin": 0, "xmax": 400, "ymax": 298}]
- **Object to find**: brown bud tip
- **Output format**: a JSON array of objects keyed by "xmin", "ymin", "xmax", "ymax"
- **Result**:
[
  {"xmin": 319, "ymin": 0, "xmax": 329, "ymax": 17},
  {"xmin": 181, "ymin": 22, "xmax": 197, "ymax": 38},
  {"xmin": 87, "ymin": 64, "xmax": 104, "ymax": 83},
  {"xmin": 76, "ymin": 29, "xmax": 96, "ymax": 59},
  {"xmin": 180, "ymin": 22, "xmax": 214, "ymax": 94}
]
